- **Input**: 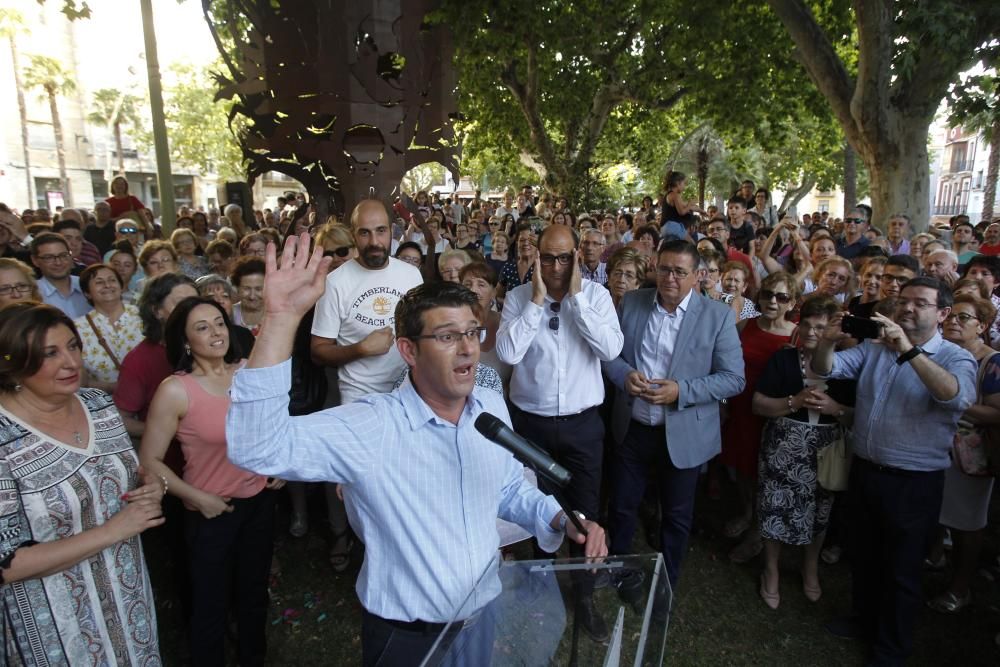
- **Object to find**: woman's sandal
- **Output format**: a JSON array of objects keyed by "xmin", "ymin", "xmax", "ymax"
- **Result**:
[
  {"xmin": 759, "ymin": 573, "xmax": 780, "ymax": 610},
  {"xmin": 329, "ymin": 529, "xmax": 354, "ymax": 573},
  {"xmin": 927, "ymin": 590, "xmax": 971, "ymax": 614}
]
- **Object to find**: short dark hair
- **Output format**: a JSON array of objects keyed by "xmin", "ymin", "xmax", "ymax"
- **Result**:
[
  {"xmin": 901, "ymin": 276, "xmax": 953, "ymax": 308},
  {"xmin": 205, "ymin": 239, "xmax": 235, "ymax": 259},
  {"xmin": 886, "ymin": 254, "xmax": 920, "ymax": 274},
  {"xmin": 164, "ymin": 297, "xmax": 243, "ymax": 371},
  {"xmin": 727, "ymin": 197, "xmax": 747, "ymax": 210},
  {"xmin": 0, "ymin": 303, "xmax": 80, "ymax": 391},
  {"xmin": 229, "ymin": 257, "xmax": 265, "ymax": 287},
  {"xmin": 856, "ymin": 204, "xmax": 872, "ymax": 221},
  {"xmin": 30, "ymin": 231, "xmax": 69, "ymax": 255},
  {"xmin": 657, "ymin": 239, "xmax": 700, "ymax": 268},
  {"xmin": 799, "ymin": 293, "xmax": 842, "ymax": 321},
  {"xmin": 458, "ymin": 261, "xmax": 498, "ymax": 288},
  {"xmin": 138, "ymin": 272, "xmax": 196, "ymax": 343},
  {"xmin": 954, "ymin": 221, "xmax": 976, "ymax": 234},
  {"xmin": 698, "ymin": 237, "xmax": 726, "ymax": 254},
  {"xmin": 964, "ymin": 254, "xmax": 1000, "ymax": 282},
  {"xmin": 52, "ymin": 218, "xmax": 82, "ymax": 234},
  {"xmin": 394, "ymin": 282, "xmax": 480, "ymax": 340},
  {"xmin": 79, "ymin": 263, "xmax": 124, "ymax": 303},
  {"xmin": 395, "ymin": 241, "xmax": 423, "ymax": 259},
  {"xmin": 635, "ymin": 225, "xmax": 659, "ymax": 246}
]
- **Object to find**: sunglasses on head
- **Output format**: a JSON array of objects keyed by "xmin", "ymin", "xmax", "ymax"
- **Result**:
[
  {"xmin": 759, "ymin": 289, "xmax": 792, "ymax": 305},
  {"xmin": 324, "ymin": 247, "xmax": 352, "ymax": 258}
]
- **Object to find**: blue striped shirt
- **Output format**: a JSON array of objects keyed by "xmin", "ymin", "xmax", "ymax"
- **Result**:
[
  {"xmin": 826, "ymin": 332, "xmax": 977, "ymax": 471},
  {"xmin": 226, "ymin": 359, "xmax": 563, "ymax": 622}
]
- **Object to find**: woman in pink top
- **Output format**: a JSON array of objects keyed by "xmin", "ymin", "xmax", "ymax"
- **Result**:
[{"xmin": 140, "ymin": 296, "xmax": 284, "ymax": 666}]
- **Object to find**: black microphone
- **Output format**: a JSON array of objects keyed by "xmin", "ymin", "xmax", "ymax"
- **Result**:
[{"xmin": 474, "ymin": 413, "xmax": 572, "ymax": 488}]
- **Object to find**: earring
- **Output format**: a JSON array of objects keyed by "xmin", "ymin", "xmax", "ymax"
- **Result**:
[
  {"xmin": 13, "ymin": 384, "xmax": 21, "ymax": 392},
  {"xmin": 184, "ymin": 344, "xmax": 191, "ymax": 354}
]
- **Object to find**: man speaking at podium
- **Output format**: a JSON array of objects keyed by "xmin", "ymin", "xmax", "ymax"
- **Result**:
[{"xmin": 226, "ymin": 231, "xmax": 607, "ymax": 666}]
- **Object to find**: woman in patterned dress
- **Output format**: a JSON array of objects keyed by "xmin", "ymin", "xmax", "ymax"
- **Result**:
[
  {"xmin": 74, "ymin": 263, "xmax": 144, "ymax": 394},
  {"xmin": 0, "ymin": 302, "xmax": 163, "ymax": 664},
  {"xmin": 753, "ymin": 294, "xmax": 854, "ymax": 609}
]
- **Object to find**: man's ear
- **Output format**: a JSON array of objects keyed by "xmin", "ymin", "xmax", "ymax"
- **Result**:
[{"xmin": 397, "ymin": 336, "xmax": 417, "ymax": 367}]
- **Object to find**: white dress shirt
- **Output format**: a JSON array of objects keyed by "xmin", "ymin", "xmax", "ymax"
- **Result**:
[
  {"xmin": 227, "ymin": 360, "xmax": 563, "ymax": 623},
  {"xmin": 495, "ymin": 279, "xmax": 624, "ymax": 416},
  {"xmin": 631, "ymin": 290, "xmax": 692, "ymax": 425}
]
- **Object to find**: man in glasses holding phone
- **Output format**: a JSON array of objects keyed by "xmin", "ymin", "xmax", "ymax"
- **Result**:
[
  {"xmin": 812, "ymin": 276, "xmax": 976, "ymax": 665},
  {"xmin": 495, "ymin": 224, "xmax": 623, "ymax": 641}
]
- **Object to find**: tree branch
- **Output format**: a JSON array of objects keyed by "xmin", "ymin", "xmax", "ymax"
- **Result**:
[
  {"xmin": 500, "ymin": 42, "xmax": 564, "ymax": 184},
  {"xmin": 767, "ymin": 0, "xmax": 859, "ymax": 148}
]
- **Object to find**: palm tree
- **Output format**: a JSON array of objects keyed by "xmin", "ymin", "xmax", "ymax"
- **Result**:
[
  {"xmin": 88, "ymin": 87, "xmax": 142, "ymax": 176},
  {"xmin": 23, "ymin": 54, "xmax": 76, "ymax": 206},
  {"xmin": 0, "ymin": 10, "xmax": 32, "ymax": 206}
]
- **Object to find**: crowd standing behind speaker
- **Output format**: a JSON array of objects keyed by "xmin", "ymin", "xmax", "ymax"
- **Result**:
[{"xmin": 0, "ymin": 181, "xmax": 998, "ymax": 665}]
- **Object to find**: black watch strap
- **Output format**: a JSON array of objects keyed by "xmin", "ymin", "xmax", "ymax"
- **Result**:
[{"xmin": 896, "ymin": 346, "xmax": 924, "ymax": 365}]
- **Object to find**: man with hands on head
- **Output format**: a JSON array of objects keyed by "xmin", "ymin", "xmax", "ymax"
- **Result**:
[
  {"xmin": 495, "ymin": 224, "xmax": 623, "ymax": 641},
  {"xmin": 227, "ymin": 234, "xmax": 607, "ymax": 667},
  {"xmin": 603, "ymin": 240, "xmax": 745, "ymax": 594},
  {"xmin": 811, "ymin": 277, "xmax": 977, "ymax": 666}
]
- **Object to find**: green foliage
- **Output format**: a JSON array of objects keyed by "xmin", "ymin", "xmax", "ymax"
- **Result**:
[
  {"xmin": 134, "ymin": 62, "xmax": 246, "ymax": 182},
  {"xmin": 23, "ymin": 54, "xmax": 76, "ymax": 98},
  {"xmin": 87, "ymin": 88, "xmax": 142, "ymax": 133},
  {"xmin": 947, "ymin": 69, "xmax": 999, "ymax": 135}
]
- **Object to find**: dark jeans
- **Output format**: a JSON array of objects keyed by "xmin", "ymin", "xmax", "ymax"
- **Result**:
[
  {"xmin": 848, "ymin": 458, "xmax": 944, "ymax": 664},
  {"xmin": 510, "ymin": 404, "xmax": 604, "ymax": 597},
  {"xmin": 185, "ymin": 490, "xmax": 276, "ymax": 667},
  {"xmin": 608, "ymin": 420, "xmax": 700, "ymax": 589},
  {"xmin": 361, "ymin": 608, "xmax": 495, "ymax": 667}
]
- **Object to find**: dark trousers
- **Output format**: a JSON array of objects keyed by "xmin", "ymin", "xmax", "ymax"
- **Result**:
[
  {"xmin": 361, "ymin": 608, "xmax": 494, "ymax": 667},
  {"xmin": 848, "ymin": 458, "xmax": 944, "ymax": 665},
  {"xmin": 185, "ymin": 490, "xmax": 275, "ymax": 667},
  {"xmin": 510, "ymin": 404, "xmax": 604, "ymax": 597},
  {"xmin": 608, "ymin": 420, "xmax": 699, "ymax": 589}
]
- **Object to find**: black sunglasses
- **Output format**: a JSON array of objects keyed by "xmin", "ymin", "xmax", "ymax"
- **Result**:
[
  {"xmin": 758, "ymin": 289, "xmax": 792, "ymax": 305},
  {"xmin": 324, "ymin": 247, "xmax": 352, "ymax": 258}
]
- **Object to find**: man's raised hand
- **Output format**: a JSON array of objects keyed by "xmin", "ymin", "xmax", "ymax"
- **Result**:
[{"xmin": 264, "ymin": 232, "xmax": 333, "ymax": 319}]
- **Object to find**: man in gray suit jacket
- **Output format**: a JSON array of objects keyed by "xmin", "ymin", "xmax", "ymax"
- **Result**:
[{"xmin": 603, "ymin": 239, "xmax": 745, "ymax": 590}]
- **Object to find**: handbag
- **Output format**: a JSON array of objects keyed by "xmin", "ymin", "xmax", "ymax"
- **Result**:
[
  {"xmin": 85, "ymin": 313, "xmax": 122, "ymax": 371},
  {"xmin": 817, "ymin": 432, "xmax": 851, "ymax": 491},
  {"xmin": 951, "ymin": 352, "xmax": 1000, "ymax": 476}
]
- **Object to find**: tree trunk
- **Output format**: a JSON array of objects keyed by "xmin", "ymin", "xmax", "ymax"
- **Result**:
[
  {"xmin": 842, "ymin": 141, "xmax": 857, "ymax": 220},
  {"xmin": 9, "ymin": 36, "xmax": 32, "ymax": 207},
  {"xmin": 983, "ymin": 116, "xmax": 1000, "ymax": 223},
  {"xmin": 862, "ymin": 123, "xmax": 931, "ymax": 232},
  {"xmin": 697, "ymin": 142, "xmax": 709, "ymax": 208},
  {"xmin": 777, "ymin": 173, "xmax": 816, "ymax": 216},
  {"xmin": 113, "ymin": 120, "xmax": 125, "ymax": 175},
  {"xmin": 46, "ymin": 85, "xmax": 72, "ymax": 206}
]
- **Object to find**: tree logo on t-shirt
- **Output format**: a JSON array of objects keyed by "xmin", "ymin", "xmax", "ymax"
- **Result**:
[{"xmin": 372, "ymin": 295, "xmax": 393, "ymax": 316}]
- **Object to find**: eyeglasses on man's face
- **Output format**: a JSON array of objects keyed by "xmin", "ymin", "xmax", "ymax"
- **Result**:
[
  {"xmin": 36, "ymin": 252, "xmax": 72, "ymax": 263},
  {"xmin": 410, "ymin": 327, "xmax": 487, "ymax": 346},
  {"xmin": 540, "ymin": 253, "xmax": 574, "ymax": 266}
]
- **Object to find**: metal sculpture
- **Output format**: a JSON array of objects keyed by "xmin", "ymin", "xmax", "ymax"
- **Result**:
[{"xmin": 203, "ymin": 0, "xmax": 460, "ymax": 218}]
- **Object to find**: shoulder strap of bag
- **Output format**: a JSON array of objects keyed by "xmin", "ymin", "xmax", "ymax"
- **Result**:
[{"xmin": 86, "ymin": 312, "xmax": 122, "ymax": 371}]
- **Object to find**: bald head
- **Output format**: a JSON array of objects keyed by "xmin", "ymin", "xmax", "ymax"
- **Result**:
[
  {"xmin": 350, "ymin": 199, "xmax": 389, "ymax": 229},
  {"xmin": 352, "ymin": 200, "xmax": 391, "ymax": 269},
  {"xmin": 538, "ymin": 223, "xmax": 578, "ymax": 252}
]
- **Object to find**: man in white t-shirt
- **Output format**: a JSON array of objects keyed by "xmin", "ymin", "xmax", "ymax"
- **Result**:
[{"xmin": 311, "ymin": 200, "xmax": 423, "ymax": 404}]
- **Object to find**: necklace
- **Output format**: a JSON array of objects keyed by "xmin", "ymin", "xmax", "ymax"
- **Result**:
[{"xmin": 9, "ymin": 395, "xmax": 85, "ymax": 446}]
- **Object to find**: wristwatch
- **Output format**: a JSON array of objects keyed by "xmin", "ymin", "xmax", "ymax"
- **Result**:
[
  {"xmin": 559, "ymin": 511, "xmax": 586, "ymax": 532},
  {"xmin": 896, "ymin": 346, "xmax": 924, "ymax": 365}
]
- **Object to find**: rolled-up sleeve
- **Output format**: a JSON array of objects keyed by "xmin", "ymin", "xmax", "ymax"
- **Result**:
[
  {"xmin": 226, "ymin": 359, "xmax": 378, "ymax": 483},
  {"xmin": 496, "ymin": 456, "xmax": 564, "ymax": 553},
  {"xmin": 935, "ymin": 350, "xmax": 978, "ymax": 410}
]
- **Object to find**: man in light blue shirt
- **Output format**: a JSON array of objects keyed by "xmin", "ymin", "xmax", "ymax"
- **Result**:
[
  {"xmin": 31, "ymin": 232, "xmax": 90, "ymax": 319},
  {"xmin": 226, "ymin": 235, "xmax": 607, "ymax": 666},
  {"xmin": 813, "ymin": 276, "xmax": 976, "ymax": 665}
]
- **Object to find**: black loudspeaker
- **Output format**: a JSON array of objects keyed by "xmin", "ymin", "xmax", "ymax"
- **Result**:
[{"xmin": 225, "ymin": 182, "xmax": 256, "ymax": 230}]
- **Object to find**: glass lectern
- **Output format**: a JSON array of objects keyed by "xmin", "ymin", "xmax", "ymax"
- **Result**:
[{"xmin": 420, "ymin": 553, "xmax": 671, "ymax": 666}]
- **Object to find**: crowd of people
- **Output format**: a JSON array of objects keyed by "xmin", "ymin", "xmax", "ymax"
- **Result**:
[{"xmin": 0, "ymin": 171, "xmax": 998, "ymax": 666}]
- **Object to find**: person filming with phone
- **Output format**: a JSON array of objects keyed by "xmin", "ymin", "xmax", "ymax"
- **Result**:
[{"xmin": 811, "ymin": 276, "xmax": 977, "ymax": 665}]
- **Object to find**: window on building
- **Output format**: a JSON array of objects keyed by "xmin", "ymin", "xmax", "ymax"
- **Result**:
[
  {"xmin": 27, "ymin": 123, "xmax": 56, "ymax": 150},
  {"xmin": 91, "ymin": 172, "xmax": 109, "ymax": 201},
  {"xmin": 818, "ymin": 201, "xmax": 830, "ymax": 213},
  {"xmin": 34, "ymin": 177, "xmax": 63, "ymax": 210},
  {"xmin": 975, "ymin": 171, "xmax": 984, "ymax": 189}
]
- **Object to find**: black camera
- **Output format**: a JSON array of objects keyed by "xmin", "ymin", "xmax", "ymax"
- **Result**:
[{"xmin": 841, "ymin": 314, "xmax": 883, "ymax": 340}]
